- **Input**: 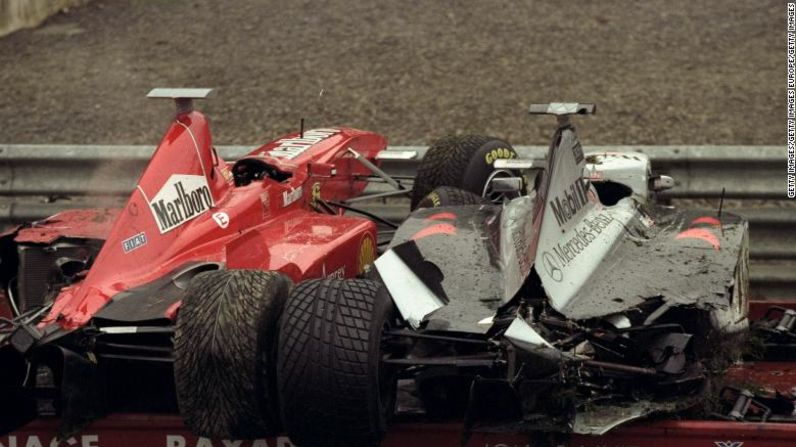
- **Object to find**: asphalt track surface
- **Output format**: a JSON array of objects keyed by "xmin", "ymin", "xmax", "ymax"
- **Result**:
[{"xmin": 0, "ymin": 0, "xmax": 784, "ymax": 146}]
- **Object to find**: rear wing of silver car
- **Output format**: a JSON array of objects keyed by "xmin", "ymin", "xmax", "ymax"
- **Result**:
[
  {"xmin": 529, "ymin": 102, "xmax": 596, "ymax": 128},
  {"xmin": 528, "ymin": 102, "xmax": 596, "ymax": 116}
]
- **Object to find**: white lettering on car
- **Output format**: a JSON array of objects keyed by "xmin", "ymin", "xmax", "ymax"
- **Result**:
[{"xmin": 267, "ymin": 129, "xmax": 339, "ymax": 159}]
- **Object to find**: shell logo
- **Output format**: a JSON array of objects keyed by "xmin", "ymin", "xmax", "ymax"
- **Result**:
[{"xmin": 358, "ymin": 234, "xmax": 376, "ymax": 273}]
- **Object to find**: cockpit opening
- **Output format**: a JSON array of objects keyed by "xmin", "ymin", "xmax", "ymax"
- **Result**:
[{"xmin": 231, "ymin": 158, "xmax": 292, "ymax": 186}]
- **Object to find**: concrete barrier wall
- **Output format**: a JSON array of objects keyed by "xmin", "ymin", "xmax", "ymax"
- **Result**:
[{"xmin": 0, "ymin": 0, "xmax": 90, "ymax": 37}]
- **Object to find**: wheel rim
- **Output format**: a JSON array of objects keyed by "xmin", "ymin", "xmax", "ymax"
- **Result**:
[{"xmin": 482, "ymin": 169, "xmax": 517, "ymax": 203}]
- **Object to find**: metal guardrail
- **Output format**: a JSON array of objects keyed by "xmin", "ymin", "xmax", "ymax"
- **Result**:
[
  {"xmin": 0, "ymin": 145, "xmax": 787, "ymax": 198},
  {"xmin": 0, "ymin": 144, "xmax": 793, "ymax": 299}
]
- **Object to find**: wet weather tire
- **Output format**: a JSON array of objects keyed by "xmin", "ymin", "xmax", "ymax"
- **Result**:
[
  {"xmin": 174, "ymin": 269, "xmax": 291, "ymax": 439},
  {"xmin": 410, "ymin": 135, "xmax": 517, "ymax": 209},
  {"xmin": 278, "ymin": 279, "xmax": 396, "ymax": 447},
  {"xmin": 415, "ymin": 185, "xmax": 488, "ymax": 209}
]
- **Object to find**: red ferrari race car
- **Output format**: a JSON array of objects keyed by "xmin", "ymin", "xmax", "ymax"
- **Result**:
[{"xmin": 0, "ymin": 89, "xmax": 414, "ymax": 439}]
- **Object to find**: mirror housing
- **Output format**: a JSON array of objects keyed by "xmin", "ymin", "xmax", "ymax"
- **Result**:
[
  {"xmin": 494, "ymin": 158, "xmax": 547, "ymax": 170},
  {"xmin": 489, "ymin": 177, "xmax": 523, "ymax": 194},
  {"xmin": 649, "ymin": 174, "xmax": 675, "ymax": 192}
]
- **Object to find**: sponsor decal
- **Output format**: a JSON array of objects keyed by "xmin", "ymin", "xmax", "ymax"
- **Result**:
[
  {"xmin": 324, "ymin": 265, "xmax": 346, "ymax": 279},
  {"xmin": 714, "ymin": 442, "xmax": 743, "ymax": 447},
  {"xmin": 212, "ymin": 211, "xmax": 230, "ymax": 229},
  {"xmin": 311, "ymin": 182, "xmax": 322, "ymax": 204},
  {"xmin": 510, "ymin": 223, "xmax": 532, "ymax": 274},
  {"xmin": 282, "ymin": 186, "xmax": 303, "ymax": 207},
  {"xmin": 572, "ymin": 142, "xmax": 585, "ymax": 164},
  {"xmin": 550, "ymin": 214, "xmax": 615, "ymax": 267},
  {"xmin": 484, "ymin": 147, "xmax": 516, "ymax": 164},
  {"xmin": 219, "ymin": 165, "xmax": 234, "ymax": 184},
  {"xmin": 542, "ymin": 251, "xmax": 563, "ymax": 282},
  {"xmin": 121, "ymin": 232, "xmax": 147, "ymax": 254},
  {"xmin": 427, "ymin": 191, "xmax": 441, "ymax": 207},
  {"xmin": 267, "ymin": 128, "xmax": 339, "ymax": 159},
  {"xmin": 149, "ymin": 174, "xmax": 215, "ymax": 234},
  {"xmin": 358, "ymin": 234, "xmax": 376, "ymax": 273},
  {"xmin": 549, "ymin": 179, "xmax": 589, "ymax": 226},
  {"xmin": 165, "ymin": 435, "xmax": 297, "ymax": 447},
  {"xmin": 260, "ymin": 192, "xmax": 270, "ymax": 218},
  {"xmin": 1, "ymin": 434, "xmax": 100, "ymax": 447},
  {"xmin": 502, "ymin": 201, "xmax": 534, "ymax": 275}
]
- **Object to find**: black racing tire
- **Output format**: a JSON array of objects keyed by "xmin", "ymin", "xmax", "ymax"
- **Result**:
[
  {"xmin": 415, "ymin": 185, "xmax": 488, "ymax": 209},
  {"xmin": 410, "ymin": 135, "xmax": 517, "ymax": 209},
  {"xmin": 278, "ymin": 279, "xmax": 396, "ymax": 447},
  {"xmin": 174, "ymin": 269, "xmax": 291, "ymax": 439}
]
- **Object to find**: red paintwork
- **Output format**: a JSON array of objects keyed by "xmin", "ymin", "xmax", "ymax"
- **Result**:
[
  {"xmin": 691, "ymin": 216, "xmax": 722, "ymax": 227},
  {"xmin": 427, "ymin": 212, "xmax": 457, "ymax": 221},
  {"xmin": 411, "ymin": 223, "xmax": 458, "ymax": 241},
  {"xmin": 676, "ymin": 227, "xmax": 721, "ymax": 250},
  {"xmin": 0, "ymin": 290, "xmax": 11, "ymax": 320},
  {"xmin": 726, "ymin": 361, "xmax": 796, "ymax": 394},
  {"xmin": 22, "ymin": 111, "xmax": 386, "ymax": 330},
  {"xmin": 749, "ymin": 299, "xmax": 796, "ymax": 321},
  {"xmin": 6, "ymin": 412, "xmax": 796, "ymax": 447},
  {"xmin": 13, "ymin": 209, "xmax": 121, "ymax": 244}
]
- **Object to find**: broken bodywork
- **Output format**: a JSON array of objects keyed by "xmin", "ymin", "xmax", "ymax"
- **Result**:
[
  {"xmin": 376, "ymin": 103, "xmax": 750, "ymax": 435},
  {"xmin": 0, "ymin": 89, "xmax": 403, "ymax": 437}
]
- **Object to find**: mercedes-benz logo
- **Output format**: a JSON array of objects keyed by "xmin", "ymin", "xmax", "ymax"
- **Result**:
[{"xmin": 542, "ymin": 251, "xmax": 563, "ymax": 282}]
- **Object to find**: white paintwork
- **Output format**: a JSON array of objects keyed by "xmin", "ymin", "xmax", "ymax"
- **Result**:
[
  {"xmin": 376, "ymin": 150, "xmax": 418, "ymax": 160},
  {"xmin": 606, "ymin": 313, "xmax": 632, "ymax": 329},
  {"xmin": 498, "ymin": 195, "xmax": 537, "ymax": 302},
  {"xmin": 98, "ymin": 327, "xmax": 138, "ymax": 334},
  {"xmin": 374, "ymin": 249, "xmax": 445, "ymax": 329},
  {"xmin": 505, "ymin": 317, "xmax": 554, "ymax": 350},
  {"xmin": 477, "ymin": 316, "xmax": 494, "ymax": 326},
  {"xmin": 584, "ymin": 152, "xmax": 651, "ymax": 202},
  {"xmin": 494, "ymin": 159, "xmax": 545, "ymax": 170},
  {"xmin": 533, "ymin": 129, "xmax": 639, "ymax": 318}
]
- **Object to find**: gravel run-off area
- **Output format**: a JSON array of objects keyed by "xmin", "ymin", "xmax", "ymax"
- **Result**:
[{"xmin": 0, "ymin": 0, "xmax": 785, "ymax": 147}]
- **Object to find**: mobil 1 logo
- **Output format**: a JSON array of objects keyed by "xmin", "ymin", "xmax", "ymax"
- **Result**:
[{"xmin": 549, "ymin": 178, "xmax": 589, "ymax": 227}]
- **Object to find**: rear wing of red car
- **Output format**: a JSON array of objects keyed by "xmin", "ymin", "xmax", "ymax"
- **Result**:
[{"xmin": 147, "ymin": 88, "xmax": 213, "ymax": 114}]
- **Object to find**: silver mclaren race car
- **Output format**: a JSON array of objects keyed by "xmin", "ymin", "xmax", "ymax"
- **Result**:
[{"xmin": 274, "ymin": 103, "xmax": 750, "ymax": 447}]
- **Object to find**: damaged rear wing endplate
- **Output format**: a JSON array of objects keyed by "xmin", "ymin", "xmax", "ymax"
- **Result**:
[
  {"xmin": 529, "ymin": 102, "xmax": 596, "ymax": 127},
  {"xmin": 528, "ymin": 102, "xmax": 596, "ymax": 116}
]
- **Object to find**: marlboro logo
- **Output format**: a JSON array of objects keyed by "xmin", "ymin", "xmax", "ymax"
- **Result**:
[
  {"xmin": 267, "ymin": 128, "xmax": 339, "ymax": 159},
  {"xmin": 148, "ymin": 174, "xmax": 214, "ymax": 233}
]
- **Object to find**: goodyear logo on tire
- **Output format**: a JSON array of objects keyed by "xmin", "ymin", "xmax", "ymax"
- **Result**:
[
  {"xmin": 428, "ymin": 191, "xmax": 441, "ymax": 207},
  {"xmin": 484, "ymin": 147, "xmax": 516, "ymax": 164},
  {"xmin": 358, "ymin": 234, "xmax": 376, "ymax": 273}
]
